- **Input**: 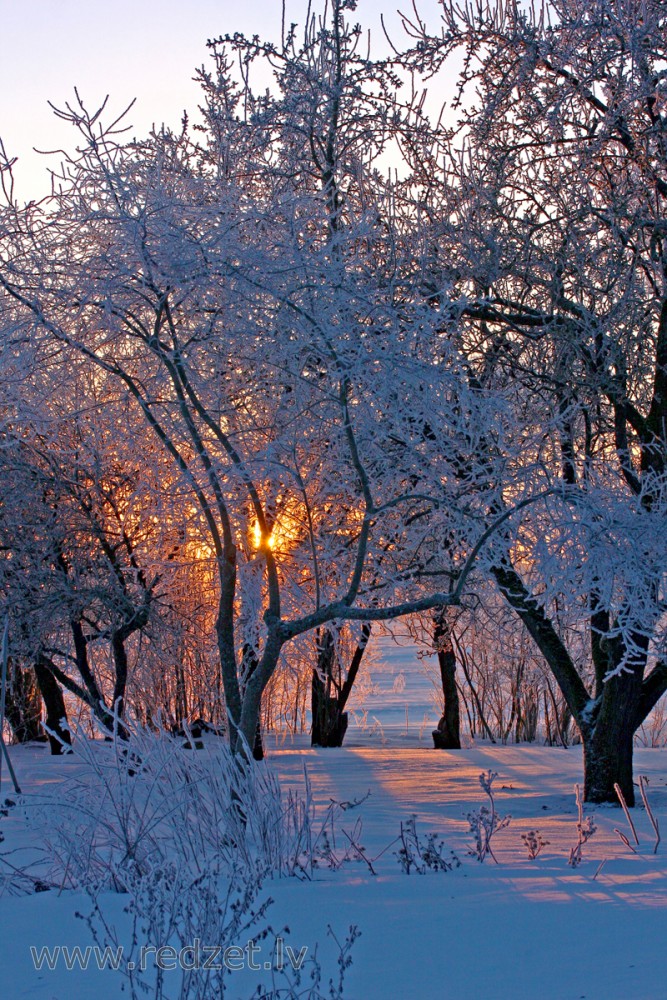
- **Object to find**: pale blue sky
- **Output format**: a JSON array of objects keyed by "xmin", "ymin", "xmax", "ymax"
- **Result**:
[{"xmin": 2, "ymin": 0, "xmax": 442, "ymax": 201}]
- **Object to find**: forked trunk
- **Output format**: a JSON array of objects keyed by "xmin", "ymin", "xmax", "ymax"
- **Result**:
[
  {"xmin": 311, "ymin": 625, "xmax": 371, "ymax": 747},
  {"xmin": 237, "ymin": 628, "xmax": 283, "ymax": 756},
  {"xmin": 311, "ymin": 687, "xmax": 349, "ymax": 747}
]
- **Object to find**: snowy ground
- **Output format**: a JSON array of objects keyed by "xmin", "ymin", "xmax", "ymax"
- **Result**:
[{"xmin": 1, "ymin": 639, "xmax": 666, "ymax": 999}]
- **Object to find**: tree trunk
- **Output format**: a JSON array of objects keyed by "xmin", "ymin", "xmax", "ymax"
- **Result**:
[
  {"xmin": 69, "ymin": 618, "xmax": 121, "ymax": 733},
  {"xmin": 311, "ymin": 625, "xmax": 370, "ymax": 747},
  {"xmin": 583, "ymin": 723, "xmax": 635, "ymax": 805},
  {"xmin": 237, "ymin": 627, "xmax": 283, "ymax": 756},
  {"xmin": 581, "ymin": 672, "xmax": 642, "ymax": 805},
  {"xmin": 216, "ymin": 556, "xmax": 242, "ymax": 753},
  {"xmin": 240, "ymin": 643, "xmax": 265, "ymax": 760},
  {"xmin": 174, "ymin": 656, "xmax": 188, "ymax": 723},
  {"xmin": 432, "ymin": 610, "xmax": 461, "ymax": 749},
  {"xmin": 311, "ymin": 687, "xmax": 349, "ymax": 747},
  {"xmin": 252, "ymin": 720, "xmax": 264, "ymax": 761},
  {"xmin": 34, "ymin": 660, "xmax": 72, "ymax": 754},
  {"xmin": 111, "ymin": 631, "xmax": 129, "ymax": 720},
  {"xmin": 311, "ymin": 633, "xmax": 348, "ymax": 747},
  {"xmin": 493, "ymin": 559, "xmax": 646, "ymax": 802},
  {"xmin": 4, "ymin": 660, "xmax": 43, "ymax": 743}
]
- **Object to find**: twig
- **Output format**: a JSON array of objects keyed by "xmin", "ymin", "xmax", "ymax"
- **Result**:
[
  {"xmin": 639, "ymin": 776, "xmax": 661, "ymax": 855},
  {"xmin": 614, "ymin": 783, "xmax": 639, "ymax": 844},
  {"xmin": 341, "ymin": 828, "xmax": 377, "ymax": 875},
  {"xmin": 592, "ymin": 858, "xmax": 608, "ymax": 880},
  {"xmin": 613, "ymin": 828, "xmax": 638, "ymax": 854},
  {"xmin": 568, "ymin": 784, "xmax": 597, "ymax": 867}
]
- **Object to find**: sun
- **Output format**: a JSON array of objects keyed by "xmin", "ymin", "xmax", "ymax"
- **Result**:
[{"xmin": 253, "ymin": 520, "xmax": 275, "ymax": 550}]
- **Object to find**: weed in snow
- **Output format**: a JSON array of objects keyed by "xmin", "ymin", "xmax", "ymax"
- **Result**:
[
  {"xmin": 395, "ymin": 815, "xmax": 460, "ymax": 874},
  {"xmin": 466, "ymin": 770, "xmax": 511, "ymax": 863},
  {"xmin": 568, "ymin": 784, "xmax": 597, "ymax": 867},
  {"xmin": 521, "ymin": 829, "xmax": 549, "ymax": 860}
]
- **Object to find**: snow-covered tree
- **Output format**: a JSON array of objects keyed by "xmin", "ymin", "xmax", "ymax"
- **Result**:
[
  {"xmin": 0, "ymin": 337, "xmax": 176, "ymax": 741},
  {"xmin": 0, "ymin": 2, "xmax": 513, "ymax": 755},
  {"xmin": 402, "ymin": 0, "xmax": 667, "ymax": 801}
]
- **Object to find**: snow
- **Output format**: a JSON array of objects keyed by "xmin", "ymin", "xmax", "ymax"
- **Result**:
[
  {"xmin": 1, "ymin": 734, "xmax": 666, "ymax": 1000},
  {"xmin": 0, "ymin": 638, "xmax": 664, "ymax": 1000}
]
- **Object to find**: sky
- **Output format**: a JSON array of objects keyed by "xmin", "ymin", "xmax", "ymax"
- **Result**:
[{"xmin": 2, "ymin": 0, "xmax": 443, "ymax": 202}]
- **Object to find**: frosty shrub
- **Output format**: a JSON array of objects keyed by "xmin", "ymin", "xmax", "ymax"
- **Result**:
[
  {"xmin": 250, "ymin": 925, "xmax": 360, "ymax": 1000},
  {"xmin": 466, "ymin": 770, "xmax": 511, "ymax": 863},
  {"xmin": 81, "ymin": 865, "xmax": 359, "ymax": 1000},
  {"xmin": 0, "ymin": 796, "xmax": 50, "ymax": 894},
  {"xmin": 26, "ymin": 721, "xmax": 354, "ymax": 889},
  {"xmin": 83, "ymin": 865, "xmax": 269, "ymax": 999},
  {"xmin": 25, "ymin": 722, "xmax": 361, "ymax": 997}
]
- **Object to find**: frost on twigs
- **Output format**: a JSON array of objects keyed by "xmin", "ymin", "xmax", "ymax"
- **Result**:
[
  {"xmin": 465, "ymin": 770, "xmax": 511, "ymax": 863},
  {"xmin": 0, "ymin": 797, "xmax": 52, "ymax": 895},
  {"xmin": 639, "ymin": 776, "xmax": 662, "ymax": 855},
  {"xmin": 309, "ymin": 789, "xmax": 378, "ymax": 876},
  {"xmin": 25, "ymin": 720, "xmax": 373, "ymax": 890},
  {"xmin": 31, "ymin": 721, "xmax": 361, "ymax": 996},
  {"xmin": 81, "ymin": 866, "xmax": 359, "ymax": 1000},
  {"xmin": 249, "ymin": 925, "xmax": 360, "ymax": 1000},
  {"xmin": 614, "ymin": 776, "xmax": 661, "ymax": 856},
  {"xmin": 81, "ymin": 865, "xmax": 270, "ymax": 1000},
  {"xmin": 568, "ymin": 784, "xmax": 597, "ymax": 867},
  {"xmin": 395, "ymin": 815, "xmax": 460, "ymax": 874}
]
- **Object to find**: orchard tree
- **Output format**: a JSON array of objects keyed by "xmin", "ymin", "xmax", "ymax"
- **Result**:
[
  {"xmin": 0, "ymin": 2, "xmax": 522, "ymax": 755},
  {"xmin": 404, "ymin": 0, "xmax": 667, "ymax": 801}
]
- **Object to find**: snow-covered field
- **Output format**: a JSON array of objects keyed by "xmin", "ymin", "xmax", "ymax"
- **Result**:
[
  {"xmin": 1, "ymin": 737, "xmax": 666, "ymax": 1000},
  {"xmin": 1, "ymin": 639, "xmax": 666, "ymax": 1000}
]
